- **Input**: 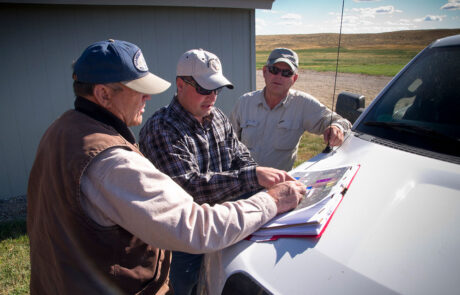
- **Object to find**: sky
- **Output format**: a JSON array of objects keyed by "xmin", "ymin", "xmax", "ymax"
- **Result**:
[{"xmin": 256, "ymin": 0, "xmax": 460, "ymax": 35}]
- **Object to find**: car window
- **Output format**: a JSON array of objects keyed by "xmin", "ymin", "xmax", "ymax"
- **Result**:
[{"xmin": 356, "ymin": 45, "xmax": 460, "ymax": 158}]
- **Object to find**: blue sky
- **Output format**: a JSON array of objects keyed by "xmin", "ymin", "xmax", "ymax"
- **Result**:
[{"xmin": 256, "ymin": 0, "xmax": 460, "ymax": 35}]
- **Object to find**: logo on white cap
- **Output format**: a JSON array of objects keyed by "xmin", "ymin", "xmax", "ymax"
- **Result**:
[
  {"xmin": 134, "ymin": 50, "xmax": 148, "ymax": 72},
  {"xmin": 208, "ymin": 58, "xmax": 221, "ymax": 73}
]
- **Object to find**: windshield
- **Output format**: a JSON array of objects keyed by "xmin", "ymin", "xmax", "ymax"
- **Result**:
[{"xmin": 355, "ymin": 45, "xmax": 460, "ymax": 158}]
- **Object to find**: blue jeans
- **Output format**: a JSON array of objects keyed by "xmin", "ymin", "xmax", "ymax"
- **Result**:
[{"xmin": 170, "ymin": 251, "xmax": 203, "ymax": 295}]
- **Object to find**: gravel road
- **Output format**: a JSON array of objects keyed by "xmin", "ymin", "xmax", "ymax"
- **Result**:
[{"xmin": 257, "ymin": 69, "xmax": 392, "ymax": 108}]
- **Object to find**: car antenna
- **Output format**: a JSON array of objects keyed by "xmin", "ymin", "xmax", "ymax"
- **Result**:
[{"xmin": 323, "ymin": 0, "xmax": 345, "ymax": 154}]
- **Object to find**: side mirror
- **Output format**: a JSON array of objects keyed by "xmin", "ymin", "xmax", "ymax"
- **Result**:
[{"xmin": 336, "ymin": 92, "xmax": 365, "ymax": 124}]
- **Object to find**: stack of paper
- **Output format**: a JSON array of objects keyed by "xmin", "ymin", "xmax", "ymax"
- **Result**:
[{"xmin": 251, "ymin": 164, "xmax": 360, "ymax": 240}]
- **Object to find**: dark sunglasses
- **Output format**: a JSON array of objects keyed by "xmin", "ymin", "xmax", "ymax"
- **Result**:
[
  {"xmin": 181, "ymin": 77, "xmax": 223, "ymax": 95},
  {"xmin": 267, "ymin": 65, "xmax": 295, "ymax": 78}
]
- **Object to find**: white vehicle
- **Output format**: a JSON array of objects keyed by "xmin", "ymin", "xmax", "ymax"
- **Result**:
[{"xmin": 202, "ymin": 34, "xmax": 460, "ymax": 294}]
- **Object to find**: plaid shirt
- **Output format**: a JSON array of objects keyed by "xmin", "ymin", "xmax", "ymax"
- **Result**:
[{"xmin": 139, "ymin": 97, "xmax": 261, "ymax": 205}]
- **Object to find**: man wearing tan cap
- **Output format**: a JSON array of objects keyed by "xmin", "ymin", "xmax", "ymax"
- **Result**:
[
  {"xmin": 231, "ymin": 48, "xmax": 351, "ymax": 171},
  {"xmin": 139, "ymin": 48, "xmax": 296, "ymax": 294},
  {"xmin": 27, "ymin": 41, "xmax": 305, "ymax": 295}
]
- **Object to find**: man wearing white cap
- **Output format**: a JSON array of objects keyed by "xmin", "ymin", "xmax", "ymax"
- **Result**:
[
  {"xmin": 139, "ymin": 49, "xmax": 295, "ymax": 294},
  {"xmin": 27, "ymin": 41, "xmax": 305, "ymax": 294},
  {"xmin": 231, "ymin": 48, "xmax": 351, "ymax": 171}
]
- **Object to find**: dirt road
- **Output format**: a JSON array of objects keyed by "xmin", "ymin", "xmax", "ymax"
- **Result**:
[{"xmin": 256, "ymin": 70, "xmax": 392, "ymax": 109}]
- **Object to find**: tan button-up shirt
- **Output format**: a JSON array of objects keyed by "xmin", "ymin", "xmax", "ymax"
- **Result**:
[
  {"xmin": 80, "ymin": 147, "xmax": 277, "ymax": 253},
  {"xmin": 230, "ymin": 89, "xmax": 351, "ymax": 171}
]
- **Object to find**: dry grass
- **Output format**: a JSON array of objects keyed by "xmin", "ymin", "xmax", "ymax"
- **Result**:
[
  {"xmin": 256, "ymin": 29, "xmax": 460, "ymax": 76},
  {"xmin": 256, "ymin": 29, "xmax": 460, "ymax": 51}
]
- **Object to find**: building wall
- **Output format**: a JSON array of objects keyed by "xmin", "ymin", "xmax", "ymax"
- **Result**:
[{"xmin": 0, "ymin": 4, "xmax": 256, "ymax": 200}]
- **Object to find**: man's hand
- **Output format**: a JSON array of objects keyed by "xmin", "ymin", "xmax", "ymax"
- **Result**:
[
  {"xmin": 256, "ymin": 166, "xmax": 295, "ymax": 188},
  {"xmin": 267, "ymin": 181, "xmax": 306, "ymax": 214},
  {"xmin": 323, "ymin": 125, "xmax": 344, "ymax": 147}
]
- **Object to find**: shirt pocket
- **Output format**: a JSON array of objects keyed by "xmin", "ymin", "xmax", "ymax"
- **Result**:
[
  {"xmin": 216, "ymin": 141, "xmax": 232, "ymax": 170},
  {"xmin": 273, "ymin": 120, "xmax": 303, "ymax": 150},
  {"xmin": 240, "ymin": 120, "xmax": 259, "ymax": 149}
]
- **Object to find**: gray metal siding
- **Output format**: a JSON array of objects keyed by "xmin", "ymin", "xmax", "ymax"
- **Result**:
[{"xmin": 0, "ymin": 4, "xmax": 256, "ymax": 199}]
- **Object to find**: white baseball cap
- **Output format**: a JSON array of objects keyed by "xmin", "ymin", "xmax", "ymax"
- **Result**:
[{"xmin": 176, "ymin": 49, "xmax": 234, "ymax": 90}]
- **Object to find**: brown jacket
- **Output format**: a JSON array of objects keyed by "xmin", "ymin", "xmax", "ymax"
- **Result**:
[{"xmin": 27, "ymin": 110, "xmax": 171, "ymax": 294}]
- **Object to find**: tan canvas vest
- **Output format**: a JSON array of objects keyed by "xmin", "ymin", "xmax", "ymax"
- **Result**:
[{"xmin": 27, "ymin": 110, "xmax": 171, "ymax": 294}]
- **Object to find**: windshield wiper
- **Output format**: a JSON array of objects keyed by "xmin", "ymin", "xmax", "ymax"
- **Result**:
[{"xmin": 364, "ymin": 121, "xmax": 460, "ymax": 144}]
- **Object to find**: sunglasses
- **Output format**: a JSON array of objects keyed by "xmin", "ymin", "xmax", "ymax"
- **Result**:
[
  {"xmin": 267, "ymin": 65, "xmax": 295, "ymax": 78},
  {"xmin": 181, "ymin": 77, "xmax": 223, "ymax": 95}
]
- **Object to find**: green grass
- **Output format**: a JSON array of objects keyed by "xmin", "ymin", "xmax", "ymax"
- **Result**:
[
  {"xmin": 0, "ymin": 220, "xmax": 29, "ymax": 295},
  {"xmin": 257, "ymin": 48, "xmax": 419, "ymax": 76},
  {"xmin": 294, "ymin": 132, "xmax": 327, "ymax": 168},
  {"xmin": 0, "ymin": 133, "xmax": 324, "ymax": 295}
]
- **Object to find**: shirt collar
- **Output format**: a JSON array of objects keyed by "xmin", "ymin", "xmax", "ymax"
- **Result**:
[
  {"xmin": 169, "ymin": 96, "xmax": 214, "ymax": 130},
  {"xmin": 260, "ymin": 88, "xmax": 292, "ymax": 110},
  {"xmin": 74, "ymin": 96, "xmax": 136, "ymax": 144}
]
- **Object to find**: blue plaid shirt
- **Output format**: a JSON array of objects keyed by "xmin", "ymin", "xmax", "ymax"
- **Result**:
[{"xmin": 139, "ymin": 97, "xmax": 261, "ymax": 205}]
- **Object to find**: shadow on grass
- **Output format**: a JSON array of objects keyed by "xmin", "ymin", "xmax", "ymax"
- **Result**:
[{"xmin": 0, "ymin": 219, "xmax": 27, "ymax": 241}]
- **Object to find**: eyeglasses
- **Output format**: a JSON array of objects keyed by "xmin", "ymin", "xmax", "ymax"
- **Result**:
[
  {"xmin": 267, "ymin": 65, "xmax": 295, "ymax": 78},
  {"xmin": 180, "ymin": 77, "xmax": 223, "ymax": 95}
]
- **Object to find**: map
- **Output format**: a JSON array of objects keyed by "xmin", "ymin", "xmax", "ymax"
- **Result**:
[{"xmin": 291, "ymin": 166, "xmax": 351, "ymax": 210}]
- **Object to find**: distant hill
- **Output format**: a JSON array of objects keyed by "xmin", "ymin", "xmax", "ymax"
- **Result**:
[{"xmin": 256, "ymin": 29, "xmax": 460, "ymax": 51}]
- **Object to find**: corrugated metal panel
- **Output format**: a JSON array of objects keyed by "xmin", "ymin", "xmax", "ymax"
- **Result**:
[
  {"xmin": 0, "ymin": 4, "xmax": 256, "ymax": 199},
  {"xmin": 0, "ymin": 0, "xmax": 274, "ymax": 9}
]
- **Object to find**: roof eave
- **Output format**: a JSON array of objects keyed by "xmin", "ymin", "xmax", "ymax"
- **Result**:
[{"xmin": 0, "ymin": 0, "xmax": 275, "ymax": 9}]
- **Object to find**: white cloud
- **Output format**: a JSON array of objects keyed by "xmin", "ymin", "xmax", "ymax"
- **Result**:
[
  {"xmin": 441, "ymin": 1, "xmax": 460, "ymax": 10},
  {"xmin": 353, "ymin": 0, "xmax": 382, "ymax": 2},
  {"xmin": 255, "ymin": 18, "xmax": 269, "ymax": 34},
  {"xmin": 398, "ymin": 18, "xmax": 412, "ymax": 24},
  {"xmin": 259, "ymin": 9, "xmax": 281, "ymax": 15},
  {"xmin": 280, "ymin": 13, "xmax": 302, "ymax": 21},
  {"xmin": 272, "ymin": 13, "xmax": 303, "ymax": 29},
  {"xmin": 385, "ymin": 19, "xmax": 416, "ymax": 28},
  {"xmin": 256, "ymin": 18, "xmax": 267, "ymax": 27},
  {"xmin": 414, "ymin": 15, "xmax": 446, "ymax": 22},
  {"xmin": 352, "ymin": 6, "xmax": 402, "ymax": 18},
  {"xmin": 342, "ymin": 15, "xmax": 362, "ymax": 24},
  {"xmin": 375, "ymin": 6, "xmax": 401, "ymax": 14},
  {"xmin": 278, "ymin": 20, "xmax": 303, "ymax": 27}
]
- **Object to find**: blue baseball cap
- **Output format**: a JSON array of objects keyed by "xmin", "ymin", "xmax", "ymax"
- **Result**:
[{"xmin": 73, "ymin": 39, "xmax": 170, "ymax": 95}]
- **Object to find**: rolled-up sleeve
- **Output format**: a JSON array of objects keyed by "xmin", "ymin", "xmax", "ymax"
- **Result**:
[{"xmin": 80, "ymin": 147, "xmax": 276, "ymax": 253}]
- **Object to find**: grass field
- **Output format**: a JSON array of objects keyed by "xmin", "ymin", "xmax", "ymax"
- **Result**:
[
  {"xmin": 0, "ymin": 220, "xmax": 29, "ymax": 295},
  {"xmin": 256, "ymin": 29, "xmax": 460, "ymax": 76},
  {"xmin": 256, "ymin": 47, "xmax": 419, "ymax": 76}
]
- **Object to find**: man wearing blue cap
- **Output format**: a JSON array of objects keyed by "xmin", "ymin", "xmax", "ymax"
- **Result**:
[
  {"xmin": 27, "ymin": 40, "xmax": 305, "ymax": 294},
  {"xmin": 231, "ymin": 48, "xmax": 351, "ymax": 171},
  {"xmin": 139, "ymin": 49, "xmax": 297, "ymax": 295}
]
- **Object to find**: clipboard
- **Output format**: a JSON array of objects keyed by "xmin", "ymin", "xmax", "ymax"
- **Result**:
[{"xmin": 249, "ymin": 164, "xmax": 360, "ymax": 241}]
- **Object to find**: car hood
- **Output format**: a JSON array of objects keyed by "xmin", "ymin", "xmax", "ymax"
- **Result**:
[{"xmin": 204, "ymin": 132, "xmax": 460, "ymax": 295}]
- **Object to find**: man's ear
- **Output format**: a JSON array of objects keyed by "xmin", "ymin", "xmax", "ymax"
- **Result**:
[
  {"xmin": 262, "ymin": 65, "xmax": 269, "ymax": 79},
  {"xmin": 292, "ymin": 73, "xmax": 299, "ymax": 83},
  {"xmin": 93, "ymin": 85, "xmax": 111, "ymax": 108},
  {"xmin": 176, "ymin": 77, "xmax": 185, "ymax": 95}
]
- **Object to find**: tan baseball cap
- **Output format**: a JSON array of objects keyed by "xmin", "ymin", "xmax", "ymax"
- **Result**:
[{"xmin": 176, "ymin": 49, "xmax": 234, "ymax": 90}]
